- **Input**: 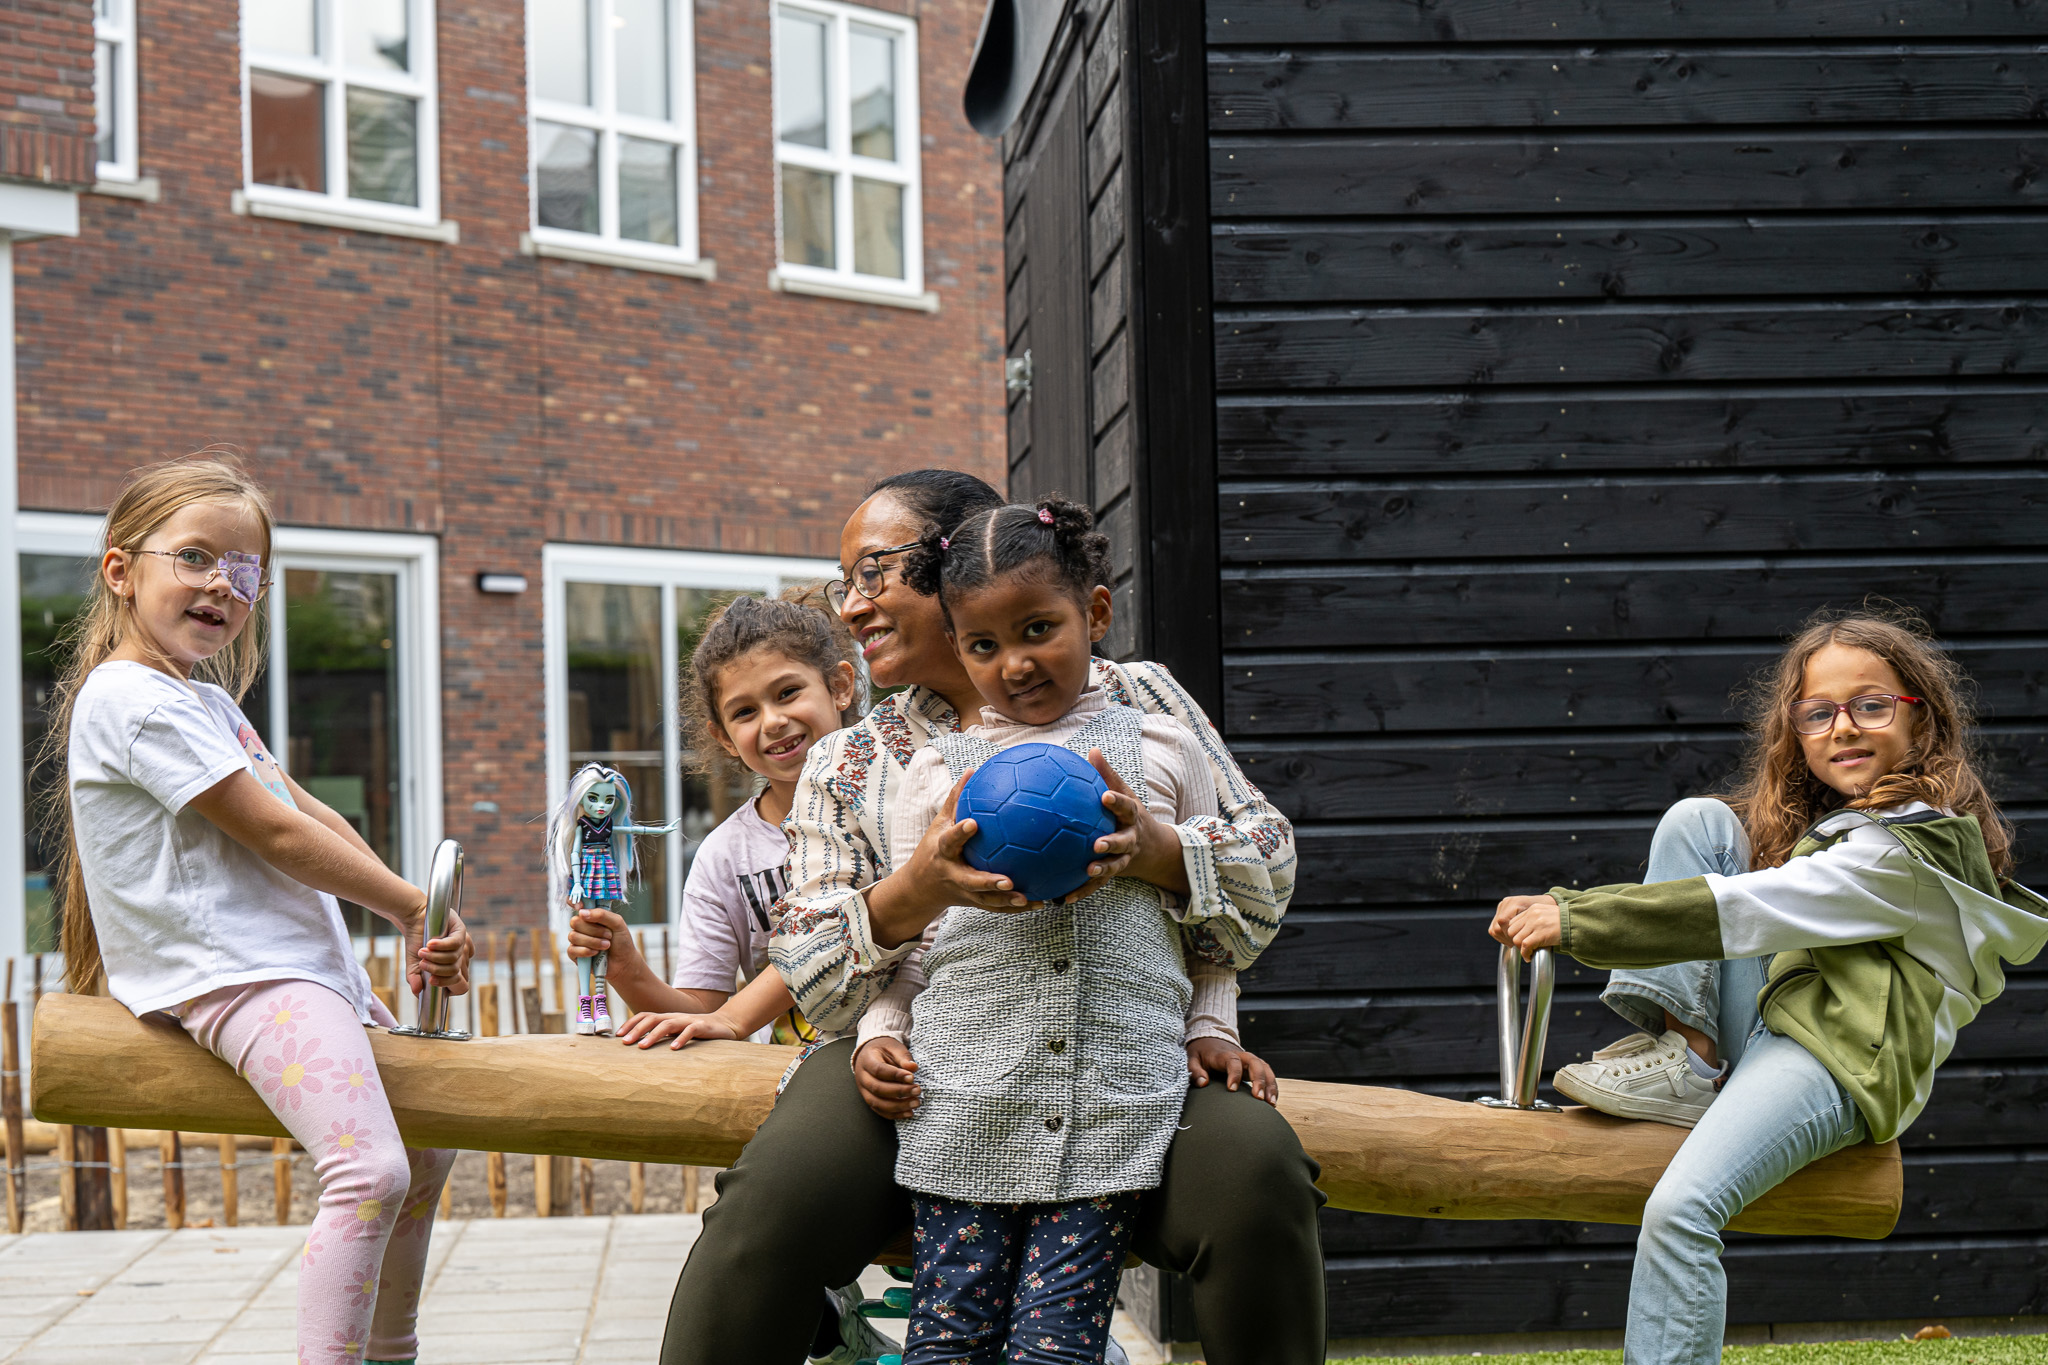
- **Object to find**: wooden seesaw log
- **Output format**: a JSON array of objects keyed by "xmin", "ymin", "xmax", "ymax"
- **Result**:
[{"xmin": 32, "ymin": 991, "xmax": 1901, "ymax": 1238}]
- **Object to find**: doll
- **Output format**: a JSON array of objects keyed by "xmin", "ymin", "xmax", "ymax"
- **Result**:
[{"xmin": 546, "ymin": 763, "xmax": 678, "ymax": 1035}]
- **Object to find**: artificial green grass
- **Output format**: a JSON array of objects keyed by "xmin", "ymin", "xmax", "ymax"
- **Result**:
[{"xmin": 1331, "ymin": 1335, "xmax": 2042, "ymax": 1365}]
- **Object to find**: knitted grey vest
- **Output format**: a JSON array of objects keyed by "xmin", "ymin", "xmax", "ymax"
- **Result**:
[{"xmin": 894, "ymin": 701, "xmax": 1192, "ymax": 1203}]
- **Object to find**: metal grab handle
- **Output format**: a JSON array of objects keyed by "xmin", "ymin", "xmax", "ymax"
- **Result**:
[
  {"xmin": 388, "ymin": 839, "xmax": 471, "ymax": 1041},
  {"xmin": 1477, "ymin": 943, "xmax": 1560, "ymax": 1112}
]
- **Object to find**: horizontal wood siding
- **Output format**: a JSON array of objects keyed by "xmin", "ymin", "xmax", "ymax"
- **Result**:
[{"xmin": 1207, "ymin": 0, "xmax": 2048, "ymax": 1343}]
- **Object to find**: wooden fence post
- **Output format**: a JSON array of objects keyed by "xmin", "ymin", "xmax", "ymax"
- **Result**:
[
  {"xmin": 110, "ymin": 1130, "xmax": 129, "ymax": 1229},
  {"xmin": 629, "ymin": 1162, "xmax": 645, "ymax": 1215},
  {"xmin": 2, "ymin": 966, "xmax": 26, "ymax": 1234},
  {"xmin": 579, "ymin": 1157, "xmax": 594, "ymax": 1216},
  {"xmin": 160, "ymin": 1130, "xmax": 184, "ymax": 1230},
  {"xmin": 56, "ymin": 1124, "xmax": 76, "ymax": 1229},
  {"xmin": 479, "ymin": 977, "xmax": 506, "ymax": 1218},
  {"xmin": 219, "ymin": 1133, "xmax": 239, "ymax": 1227},
  {"xmin": 273, "ymin": 1138, "xmax": 293, "ymax": 1225}
]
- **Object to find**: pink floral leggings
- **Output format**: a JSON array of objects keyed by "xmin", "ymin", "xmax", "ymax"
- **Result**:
[{"xmin": 177, "ymin": 978, "xmax": 455, "ymax": 1364}]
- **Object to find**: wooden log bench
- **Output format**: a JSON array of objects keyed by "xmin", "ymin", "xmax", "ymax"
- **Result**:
[{"xmin": 32, "ymin": 991, "xmax": 1902, "ymax": 1247}]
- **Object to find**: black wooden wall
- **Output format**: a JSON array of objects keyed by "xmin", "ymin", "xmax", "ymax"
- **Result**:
[
  {"xmin": 1002, "ymin": 0, "xmax": 2048, "ymax": 1347},
  {"xmin": 1205, "ymin": 0, "xmax": 2048, "ymax": 1344}
]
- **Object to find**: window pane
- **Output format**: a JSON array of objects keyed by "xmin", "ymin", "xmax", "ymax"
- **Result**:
[
  {"xmin": 347, "ymin": 87, "xmax": 419, "ymax": 206},
  {"xmin": 247, "ymin": 0, "xmax": 318, "ymax": 57},
  {"xmin": 94, "ymin": 40, "xmax": 116, "ymax": 166},
  {"xmin": 852, "ymin": 177, "xmax": 903, "ymax": 278},
  {"xmin": 775, "ymin": 10, "xmax": 827, "ymax": 148},
  {"xmin": 565, "ymin": 582, "xmax": 668, "ymax": 924},
  {"xmin": 780, "ymin": 163, "xmax": 834, "ymax": 267},
  {"xmin": 344, "ymin": 0, "xmax": 409, "ymax": 71},
  {"xmin": 21, "ymin": 554, "xmax": 95, "ymax": 955},
  {"xmin": 283, "ymin": 569, "xmax": 403, "ymax": 931},
  {"xmin": 676, "ymin": 586, "xmax": 755, "ymax": 888},
  {"xmin": 536, "ymin": 121, "xmax": 599, "ymax": 232},
  {"xmin": 251, "ymin": 71, "xmax": 327, "ymax": 193},
  {"xmin": 533, "ymin": 0, "xmax": 591, "ymax": 106},
  {"xmin": 615, "ymin": 0, "xmax": 669, "ymax": 121},
  {"xmin": 848, "ymin": 27, "xmax": 894, "ymax": 160},
  {"xmin": 619, "ymin": 136, "xmax": 678, "ymax": 245}
]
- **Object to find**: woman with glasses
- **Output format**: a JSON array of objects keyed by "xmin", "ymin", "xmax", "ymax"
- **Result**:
[
  {"xmin": 1487, "ymin": 609, "xmax": 2048, "ymax": 1365},
  {"xmin": 658, "ymin": 468, "xmax": 1325, "ymax": 1365}
]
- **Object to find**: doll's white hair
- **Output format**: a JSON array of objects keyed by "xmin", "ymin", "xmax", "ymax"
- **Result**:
[{"xmin": 546, "ymin": 763, "xmax": 641, "ymax": 914}]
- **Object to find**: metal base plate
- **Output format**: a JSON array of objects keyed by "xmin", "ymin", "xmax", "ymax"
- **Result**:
[
  {"xmin": 386, "ymin": 1026, "xmax": 472, "ymax": 1041},
  {"xmin": 1476, "ymin": 1096, "xmax": 1563, "ymax": 1112}
]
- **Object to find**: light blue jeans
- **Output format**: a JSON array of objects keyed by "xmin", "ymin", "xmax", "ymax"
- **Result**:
[{"xmin": 1602, "ymin": 798, "xmax": 1869, "ymax": 1365}]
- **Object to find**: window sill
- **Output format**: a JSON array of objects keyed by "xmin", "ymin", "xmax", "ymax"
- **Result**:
[
  {"xmin": 519, "ymin": 232, "xmax": 716, "ymax": 280},
  {"xmin": 230, "ymin": 190, "xmax": 460, "ymax": 243},
  {"xmin": 93, "ymin": 176, "xmax": 160, "ymax": 203},
  {"xmin": 768, "ymin": 268, "xmax": 938, "ymax": 313}
]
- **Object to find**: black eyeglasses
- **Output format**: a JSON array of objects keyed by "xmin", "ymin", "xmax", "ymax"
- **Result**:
[
  {"xmin": 1788, "ymin": 693, "xmax": 1924, "ymax": 736},
  {"xmin": 824, "ymin": 540, "xmax": 921, "ymax": 614}
]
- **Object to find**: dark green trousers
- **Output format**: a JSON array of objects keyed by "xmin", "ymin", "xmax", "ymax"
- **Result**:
[{"xmin": 659, "ymin": 1038, "xmax": 1326, "ymax": 1365}]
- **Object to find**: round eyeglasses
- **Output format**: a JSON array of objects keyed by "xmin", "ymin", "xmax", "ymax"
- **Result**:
[
  {"xmin": 824, "ymin": 539, "xmax": 922, "ymax": 615},
  {"xmin": 134, "ymin": 546, "xmax": 270, "ymax": 604},
  {"xmin": 1788, "ymin": 693, "xmax": 1923, "ymax": 736}
]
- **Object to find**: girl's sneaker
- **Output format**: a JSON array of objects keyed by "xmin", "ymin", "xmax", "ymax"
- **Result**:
[
  {"xmin": 592, "ymin": 991, "xmax": 614, "ymax": 1037},
  {"xmin": 1551, "ymin": 1029, "xmax": 1722, "ymax": 1128},
  {"xmin": 575, "ymin": 995, "xmax": 596, "ymax": 1036}
]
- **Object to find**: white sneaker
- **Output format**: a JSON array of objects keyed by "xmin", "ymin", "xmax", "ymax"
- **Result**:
[{"xmin": 1552, "ymin": 1029, "xmax": 1721, "ymax": 1128}]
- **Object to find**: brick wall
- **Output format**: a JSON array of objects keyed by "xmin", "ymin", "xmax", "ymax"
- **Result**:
[
  {"xmin": 0, "ymin": 0, "xmax": 95, "ymax": 187},
  {"xmin": 14, "ymin": 0, "xmax": 1006, "ymax": 927}
]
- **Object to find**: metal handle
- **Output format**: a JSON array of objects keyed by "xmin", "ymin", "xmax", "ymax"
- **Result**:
[
  {"xmin": 1478, "ymin": 943, "xmax": 1559, "ymax": 1112},
  {"xmin": 389, "ymin": 839, "xmax": 470, "ymax": 1040}
]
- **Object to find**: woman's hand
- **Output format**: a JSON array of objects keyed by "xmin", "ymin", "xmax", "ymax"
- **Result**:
[
  {"xmin": 868, "ymin": 769, "xmax": 1029, "ymax": 947},
  {"xmin": 1186, "ymin": 1037, "xmax": 1279, "ymax": 1105},
  {"xmin": 854, "ymin": 1036, "xmax": 921, "ymax": 1119},
  {"xmin": 407, "ymin": 905, "xmax": 472, "ymax": 997},
  {"xmin": 1490, "ymin": 894, "xmax": 1564, "ymax": 959},
  {"xmin": 614, "ymin": 1010, "xmax": 743, "ymax": 1050},
  {"xmin": 1055, "ymin": 749, "xmax": 1190, "ymax": 905}
]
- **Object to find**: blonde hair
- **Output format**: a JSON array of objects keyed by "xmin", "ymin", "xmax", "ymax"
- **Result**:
[
  {"xmin": 1724, "ymin": 603, "xmax": 2012, "ymax": 878},
  {"xmin": 44, "ymin": 455, "xmax": 276, "ymax": 993}
]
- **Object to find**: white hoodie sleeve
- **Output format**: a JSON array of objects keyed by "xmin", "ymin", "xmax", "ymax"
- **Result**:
[{"xmin": 1707, "ymin": 825, "xmax": 1926, "ymax": 958}]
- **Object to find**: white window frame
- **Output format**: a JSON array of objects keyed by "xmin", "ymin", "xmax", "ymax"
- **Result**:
[
  {"xmin": 526, "ymin": 0, "xmax": 702, "ymax": 270},
  {"xmin": 770, "ymin": 0, "xmax": 924, "ymax": 302},
  {"xmin": 542, "ymin": 543, "xmax": 835, "ymax": 937},
  {"xmin": 94, "ymin": 0, "xmax": 140, "ymax": 183},
  {"xmin": 12, "ymin": 514, "xmax": 444, "ymax": 890},
  {"xmin": 238, "ymin": 0, "xmax": 445, "ymax": 233}
]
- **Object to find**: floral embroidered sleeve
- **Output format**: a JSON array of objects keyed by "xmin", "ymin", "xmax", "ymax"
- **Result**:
[
  {"xmin": 1103, "ymin": 660, "xmax": 1296, "ymax": 971},
  {"xmin": 766, "ymin": 722, "xmax": 922, "ymax": 1033}
]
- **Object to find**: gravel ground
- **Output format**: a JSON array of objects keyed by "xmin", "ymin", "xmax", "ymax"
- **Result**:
[{"xmin": 11, "ymin": 1142, "xmax": 719, "ymax": 1232}]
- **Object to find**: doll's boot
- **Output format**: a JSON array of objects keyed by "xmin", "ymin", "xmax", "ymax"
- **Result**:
[
  {"xmin": 592, "ymin": 984, "xmax": 615, "ymax": 1036},
  {"xmin": 575, "ymin": 994, "xmax": 596, "ymax": 1035}
]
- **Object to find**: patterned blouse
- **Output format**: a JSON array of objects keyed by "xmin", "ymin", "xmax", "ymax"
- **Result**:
[{"xmin": 769, "ymin": 658, "xmax": 1297, "ymax": 1034}]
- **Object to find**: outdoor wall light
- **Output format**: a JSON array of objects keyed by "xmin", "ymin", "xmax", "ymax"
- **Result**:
[{"xmin": 476, "ymin": 572, "xmax": 529, "ymax": 594}]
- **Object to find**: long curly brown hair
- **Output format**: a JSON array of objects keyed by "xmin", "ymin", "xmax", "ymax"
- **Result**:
[{"xmin": 1725, "ymin": 604, "xmax": 2012, "ymax": 877}]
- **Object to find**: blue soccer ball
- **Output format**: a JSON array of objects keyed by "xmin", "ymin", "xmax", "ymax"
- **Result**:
[{"xmin": 957, "ymin": 742, "xmax": 1117, "ymax": 904}]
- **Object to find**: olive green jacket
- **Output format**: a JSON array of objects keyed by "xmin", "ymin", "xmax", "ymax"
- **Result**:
[{"xmin": 1554, "ymin": 808, "xmax": 2048, "ymax": 1143}]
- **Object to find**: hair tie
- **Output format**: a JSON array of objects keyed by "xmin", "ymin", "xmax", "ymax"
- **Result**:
[
  {"xmin": 1038, "ymin": 507, "xmax": 1055, "ymax": 525},
  {"xmin": 939, "ymin": 536, "xmax": 950, "ymax": 550}
]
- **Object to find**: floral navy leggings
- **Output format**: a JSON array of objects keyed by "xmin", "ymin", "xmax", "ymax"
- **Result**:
[
  {"xmin": 903, "ymin": 1192, "xmax": 1138, "ymax": 1365},
  {"xmin": 176, "ymin": 978, "xmax": 455, "ymax": 1364}
]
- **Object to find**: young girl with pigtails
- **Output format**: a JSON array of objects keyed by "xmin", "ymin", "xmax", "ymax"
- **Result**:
[
  {"xmin": 857, "ymin": 496, "xmax": 1275, "ymax": 1365},
  {"xmin": 50, "ymin": 457, "xmax": 470, "ymax": 1365},
  {"xmin": 1491, "ymin": 609, "xmax": 2048, "ymax": 1365}
]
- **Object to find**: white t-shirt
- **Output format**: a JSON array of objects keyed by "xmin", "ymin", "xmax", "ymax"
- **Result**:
[
  {"xmin": 673, "ymin": 795, "xmax": 790, "ymax": 993},
  {"xmin": 68, "ymin": 660, "xmax": 374, "ymax": 1020}
]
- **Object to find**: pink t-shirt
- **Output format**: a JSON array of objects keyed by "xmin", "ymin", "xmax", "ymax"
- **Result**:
[{"xmin": 673, "ymin": 796, "xmax": 792, "ymax": 993}]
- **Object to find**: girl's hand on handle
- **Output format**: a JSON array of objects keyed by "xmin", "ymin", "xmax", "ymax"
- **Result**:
[
  {"xmin": 615, "ymin": 1010, "xmax": 742, "ymax": 1050},
  {"xmin": 407, "ymin": 903, "xmax": 473, "ymax": 997},
  {"xmin": 854, "ymin": 1036, "xmax": 921, "ymax": 1119},
  {"xmin": 1186, "ymin": 1037, "xmax": 1279, "ymax": 1106},
  {"xmin": 1490, "ymin": 894, "xmax": 1564, "ymax": 960}
]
